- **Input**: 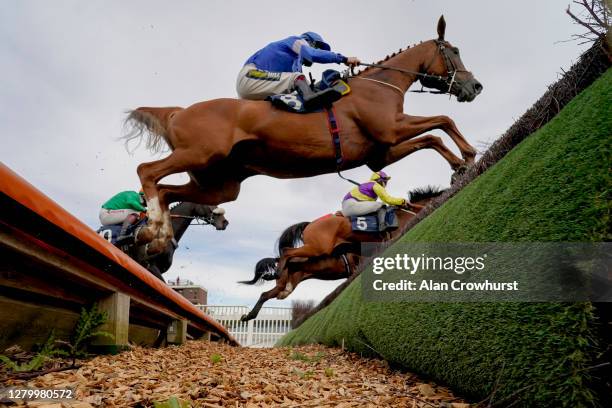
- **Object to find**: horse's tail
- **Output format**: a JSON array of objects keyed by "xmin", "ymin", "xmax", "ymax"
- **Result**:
[
  {"xmin": 277, "ymin": 221, "xmax": 310, "ymax": 254},
  {"xmin": 122, "ymin": 107, "xmax": 183, "ymax": 154},
  {"xmin": 238, "ymin": 257, "xmax": 279, "ymax": 285}
]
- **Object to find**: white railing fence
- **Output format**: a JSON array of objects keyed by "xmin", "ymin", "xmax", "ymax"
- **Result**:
[{"xmin": 197, "ymin": 305, "xmax": 292, "ymax": 348}]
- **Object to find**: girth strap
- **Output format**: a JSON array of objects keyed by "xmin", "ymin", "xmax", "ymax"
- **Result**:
[
  {"xmin": 325, "ymin": 107, "xmax": 360, "ymax": 186},
  {"xmin": 340, "ymin": 254, "xmax": 352, "ymax": 276},
  {"xmin": 325, "ymin": 107, "xmax": 342, "ymax": 167}
]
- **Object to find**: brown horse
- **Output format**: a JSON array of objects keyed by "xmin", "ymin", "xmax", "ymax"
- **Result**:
[
  {"xmin": 123, "ymin": 16, "xmax": 481, "ymax": 254},
  {"xmin": 240, "ymin": 187, "xmax": 444, "ymax": 321}
]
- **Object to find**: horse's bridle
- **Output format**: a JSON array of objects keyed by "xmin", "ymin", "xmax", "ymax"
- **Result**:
[
  {"xmin": 171, "ymin": 213, "xmax": 217, "ymax": 226},
  {"xmin": 352, "ymin": 40, "xmax": 470, "ymax": 96},
  {"xmin": 418, "ymin": 40, "xmax": 469, "ymax": 95}
]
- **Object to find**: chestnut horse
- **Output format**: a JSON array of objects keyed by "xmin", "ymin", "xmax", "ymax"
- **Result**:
[
  {"xmin": 240, "ymin": 187, "xmax": 444, "ymax": 321},
  {"xmin": 123, "ymin": 16, "xmax": 481, "ymax": 254}
]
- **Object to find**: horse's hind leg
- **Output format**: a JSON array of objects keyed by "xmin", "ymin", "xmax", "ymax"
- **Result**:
[
  {"xmin": 156, "ymin": 178, "xmax": 241, "ymax": 207},
  {"xmin": 137, "ymin": 149, "xmax": 225, "ymax": 253}
]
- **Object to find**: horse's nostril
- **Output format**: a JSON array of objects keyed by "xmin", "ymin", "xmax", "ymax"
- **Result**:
[{"xmin": 474, "ymin": 82, "xmax": 483, "ymax": 93}]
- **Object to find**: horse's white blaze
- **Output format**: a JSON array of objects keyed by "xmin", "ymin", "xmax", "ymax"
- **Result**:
[{"xmin": 212, "ymin": 207, "xmax": 225, "ymax": 215}]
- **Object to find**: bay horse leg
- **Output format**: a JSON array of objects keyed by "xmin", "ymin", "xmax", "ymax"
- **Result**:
[
  {"xmin": 392, "ymin": 114, "xmax": 477, "ymax": 164},
  {"xmin": 379, "ymin": 134, "xmax": 465, "ymax": 170},
  {"xmin": 241, "ymin": 279, "xmax": 287, "ymax": 322},
  {"xmin": 277, "ymin": 271, "xmax": 304, "ymax": 299}
]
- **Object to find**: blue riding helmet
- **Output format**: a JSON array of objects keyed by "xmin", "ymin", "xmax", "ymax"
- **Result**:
[{"xmin": 301, "ymin": 32, "xmax": 331, "ymax": 51}]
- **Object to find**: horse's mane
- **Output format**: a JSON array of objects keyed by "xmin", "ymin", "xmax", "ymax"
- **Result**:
[
  {"xmin": 353, "ymin": 43, "xmax": 420, "ymax": 78},
  {"xmin": 408, "ymin": 185, "xmax": 446, "ymax": 202}
]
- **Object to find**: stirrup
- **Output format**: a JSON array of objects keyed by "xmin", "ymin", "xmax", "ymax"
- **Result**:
[
  {"xmin": 295, "ymin": 78, "xmax": 341, "ymax": 110},
  {"xmin": 305, "ymin": 88, "xmax": 342, "ymax": 110}
]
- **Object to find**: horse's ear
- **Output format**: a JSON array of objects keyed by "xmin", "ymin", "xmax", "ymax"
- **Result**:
[{"xmin": 437, "ymin": 15, "xmax": 446, "ymax": 41}]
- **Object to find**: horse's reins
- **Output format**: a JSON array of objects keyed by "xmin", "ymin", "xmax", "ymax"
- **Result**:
[
  {"xmin": 397, "ymin": 207, "xmax": 418, "ymax": 216},
  {"xmin": 350, "ymin": 40, "xmax": 468, "ymax": 99},
  {"xmin": 170, "ymin": 214, "xmax": 214, "ymax": 225},
  {"xmin": 333, "ymin": 41, "xmax": 467, "ymax": 186},
  {"xmin": 353, "ymin": 62, "xmax": 454, "ymax": 96}
]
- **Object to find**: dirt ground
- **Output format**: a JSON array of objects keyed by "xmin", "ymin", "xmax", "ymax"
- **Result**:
[{"xmin": 3, "ymin": 341, "xmax": 469, "ymax": 407}]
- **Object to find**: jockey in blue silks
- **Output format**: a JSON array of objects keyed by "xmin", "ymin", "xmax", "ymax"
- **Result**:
[{"xmin": 236, "ymin": 32, "xmax": 360, "ymax": 109}]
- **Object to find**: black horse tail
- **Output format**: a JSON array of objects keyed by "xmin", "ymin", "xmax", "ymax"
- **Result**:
[
  {"xmin": 238, "ymin": 257, "xmax": 279, "ymax": 285},
  {"xmin": 277, "ymin": 221, "xmax": 310, "ymax": 254}
]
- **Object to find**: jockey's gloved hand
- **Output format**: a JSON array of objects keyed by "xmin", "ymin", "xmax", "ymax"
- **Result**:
[{"xmin": 343, "ymin": 57, "xmax": 361, "ymax": 66}]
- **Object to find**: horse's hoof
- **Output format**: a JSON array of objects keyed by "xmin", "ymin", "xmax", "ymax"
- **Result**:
[
  {"xmin": 240, "ymin": 314, "xmax": 250, "ymax": 322},
  {"xmin": 451, "ymin": 164, "xmax": 470, "ymax": 184},
  {"xmin": 463, "ymin": 152, "xmax": 477, "ymax": 165}
]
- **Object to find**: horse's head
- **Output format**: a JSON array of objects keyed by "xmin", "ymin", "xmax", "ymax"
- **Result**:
[
  {"xmin": 193, "ymin": 205, "xmax": 229, "ymax": 230},
  {"xmin": 418, "ymin": 16, "xmax": 483, "ymax": 102}
]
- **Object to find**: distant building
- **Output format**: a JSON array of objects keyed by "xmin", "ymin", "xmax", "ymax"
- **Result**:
[{"xmin": 167, "ymin": 277, "xmax": 207, "ymax": 305}]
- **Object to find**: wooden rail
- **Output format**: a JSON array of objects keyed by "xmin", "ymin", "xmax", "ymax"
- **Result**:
[{"xmin": 0, "ymin": 163, "xmax": 238, "ymax": 351}]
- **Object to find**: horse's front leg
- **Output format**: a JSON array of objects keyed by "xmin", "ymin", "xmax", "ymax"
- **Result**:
[
  {"xmin": 277, "ymin": 271, "xmax": 303, "ymax": 300},
  {"xmin": 377, "ymin": 134, "xmax": 465, "ymax": 171},
  {"xmin": 241, "ymin": 279, "xmax": 286, "ymax": 322},
  {"xmin": 391, "ymin": 114, "xmax": 477, "ymax": 164}
]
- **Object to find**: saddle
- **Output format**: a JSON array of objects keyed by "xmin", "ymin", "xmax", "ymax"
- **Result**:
[
  {"xmin": 268, "ymin": 69, "xmax": 350, "ymax": 113},
  {"xmin": 350, "ymin": 207, "xmax": 398, "ymax": 232}
]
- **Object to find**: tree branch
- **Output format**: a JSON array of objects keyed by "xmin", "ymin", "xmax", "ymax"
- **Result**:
[
  {"xmin": 580, "ymin": 0, "xmax": 607, "ymax": 27},
  {"xmin": 567, "ymin": 6, "xmax": 605, "ymax": 37}
]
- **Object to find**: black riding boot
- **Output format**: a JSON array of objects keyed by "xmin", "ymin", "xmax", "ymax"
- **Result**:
[
  {"xmin": 386, "ymin": 208, "xmax": 399, "ymax": 230},
  {"xmin": 377, "ymin": 207, "xmax": 388, "ymax": 232},
  {"xmin": 294, "ymin": 77, "xmax": 342, "ymax": 110},
  {"xmin": 116, "ymin": 218, "xmax": 135, "ymax": 245}
]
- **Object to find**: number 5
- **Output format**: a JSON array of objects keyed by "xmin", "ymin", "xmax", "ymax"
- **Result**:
[{"xmin": 356, "ymin": 217, "xmax": 367, "ymax": 230}]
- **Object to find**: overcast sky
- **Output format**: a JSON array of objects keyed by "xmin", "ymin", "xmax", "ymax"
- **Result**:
[{"xmin": 1, "ymin": 1, "xmax": 589, "ymax": 307}]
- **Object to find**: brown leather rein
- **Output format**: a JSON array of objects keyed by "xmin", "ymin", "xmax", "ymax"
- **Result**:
[{"xmin": 351, "ymin": 40, "xmax": 469, "ymax": 96}]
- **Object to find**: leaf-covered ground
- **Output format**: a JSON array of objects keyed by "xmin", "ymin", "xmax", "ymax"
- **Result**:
[{"xmin": 5, "ymin": 340, "xmax": 468, "ymax": 407}]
